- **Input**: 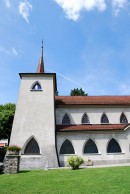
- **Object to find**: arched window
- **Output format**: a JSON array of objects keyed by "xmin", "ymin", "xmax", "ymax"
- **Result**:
[
  {"xmin": 62, "ymin": 114, "xmax": 70, "ymax": 125},
  {"xmin": 107, "ymin": 138, "xmax": 121, "ymax": 153},
  {"xmin": 24, "ymin": 138, "xmax": 40, "ymax": 154},
  {"xmin": 60, "ymin": 139, "xmax": 75, "ymax": 154},
  {"xmin": 101, "ymin": 113, "xmax": 109, "ymax": 123},
  {"xmin": 84, "ymin": 139, "xmax": 98, "ymax": 154},
  {"xmin": 120, "ymin": 113, "xmax": 128, "ymax": 124},
  {"xmin": 82, "ymin": 113, "xmax": 90, "ymax": 124},
  {"xmin": 32, "ymin": 82, "xmax": 42, "ymax": 90}
]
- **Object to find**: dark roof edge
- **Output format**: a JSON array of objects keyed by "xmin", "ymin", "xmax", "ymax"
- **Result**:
[{"xmin": 19, "ymin": 73, "xmax": 56, "ymax": 78}]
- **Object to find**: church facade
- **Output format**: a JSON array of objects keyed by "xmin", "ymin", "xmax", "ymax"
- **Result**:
[{"xmin": 10, "ymin": 47, "xmax": 130, "ymax": 169}]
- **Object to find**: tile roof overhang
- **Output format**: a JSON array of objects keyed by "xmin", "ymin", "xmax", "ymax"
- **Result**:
[
  {"xmin": 55, "ymin": 96, "xmax": 130, "ymax": 106},
  {"xmin": 56, "ymin": 124, "xmax": 129, "ymax": 132}
]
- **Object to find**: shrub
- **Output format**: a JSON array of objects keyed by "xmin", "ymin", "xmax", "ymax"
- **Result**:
[
  {"xmin": 7, "ymin": 145, "xmax": 21, "ymax": 151},
  {"xmin": 67, "ymin": 155, "xmax": 84, "ymax": 170}
]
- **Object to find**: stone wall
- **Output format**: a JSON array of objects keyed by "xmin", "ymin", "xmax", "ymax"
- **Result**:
[{"xmin": 4, "ymin": 155, "xmax": 20, "ymax": 174}]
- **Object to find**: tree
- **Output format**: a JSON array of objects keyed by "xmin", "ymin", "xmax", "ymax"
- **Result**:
[
  {"xmin": 0, "ymin": 103, "xmax": 16, "ymax": 143},
  {"xmin": 70, "ymin": 88, "xmax": 88, "ymax": 96}
]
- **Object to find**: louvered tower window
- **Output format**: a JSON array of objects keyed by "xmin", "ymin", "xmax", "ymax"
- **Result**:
[
  {"xmin": 101, "ymin": 113, "xmax": 109, "ymax": 123},
  {"xmin": 82, "ymin": 113, "xmax": 90, "ymax": 124},
  {"xmin": 60, "ymin": 139, "xmax": 75, "ymax": 154},
  {"xmin": 62, "ymin": 114, "xmax": 70, "ymax": 125},
  {"xmin": 24, "ymin": 138, "xmax": 40, "ymax": 154},
  {"xmin": 107, "ymin": 138, "xmax": 121, "ymax": 153},
  {"xmin": 32, "ymin": 82, "xmax": 42, "ymax": 90},
  {"xmin": 84, "ymin": 139, "xmax": 98, "ymax": 154}
]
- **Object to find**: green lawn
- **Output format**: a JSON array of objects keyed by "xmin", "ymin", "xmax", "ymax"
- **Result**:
[{"xmin": 0, "ymin": 166, "xmax": 130, "ymax": 194}]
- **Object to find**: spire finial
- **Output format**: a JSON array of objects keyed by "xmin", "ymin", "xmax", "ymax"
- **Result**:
[
  {"xmin": 41, "ymin": 40, "xmax": 43, "ymax": 58},
  {"xmin": 36, "ymin": 41, "xmax": 44, "ymax": 73}
]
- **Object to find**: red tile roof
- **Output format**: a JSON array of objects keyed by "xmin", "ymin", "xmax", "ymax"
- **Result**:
[
  {"xmin": 36, "ymin": 56, "xmax": 44, "ymax": 73},
  {"xmin": 56, "ymin": 124, "xmax": 128, "ymax": 132},
  {"xmin": 55, "ymin": 96, "xmax": 130, "ymax": 106},
  {"xmin": 36, "ymin": 42, "xmax": 44, "ymax": 73}
]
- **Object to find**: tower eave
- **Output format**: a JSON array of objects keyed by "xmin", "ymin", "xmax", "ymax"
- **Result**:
[{"xmin": 19, "ymin": 73, "xmax": 57, "ymax": 91}]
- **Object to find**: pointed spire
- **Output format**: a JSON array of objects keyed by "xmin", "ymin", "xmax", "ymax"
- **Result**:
[{"xmin": 36, "ymin": 41, "xmax": 44, "ymax": 73}]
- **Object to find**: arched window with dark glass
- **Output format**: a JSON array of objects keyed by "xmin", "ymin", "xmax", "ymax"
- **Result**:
[
  {"xmin": 120, "ymin": 113, "xmax": 128, "ymax": 124},
  {"xmin": 24, "ymin": 138, "xmax": 40, "ymax": 154},
  {"xmin": 32, "ymin": 82, "xmax": 42, "ymax": 90},
  {"xmin": 82, "ymin": 113, "xmax": 90, "ymax": 124},
  {"xmin": 60, "ymin": 139, "xmax": 75, "ymax": 154},
  {"xmin": 84, "ymin": 139, "xmax": 98, "ymax": 154},
  {"xmin": 62, "ymin": 114, "xmax": 70, "ymax": 125},
  {"xmin": 101, "ymin": 113, "xmax": 109, "ymax": 123},
  {"xmin": 107, "ymin": 138, "xmax": 121, "ymax": 153}
]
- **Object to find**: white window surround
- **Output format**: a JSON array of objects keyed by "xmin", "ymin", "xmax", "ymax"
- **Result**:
[
  {"xmin": 21, "ymin": 155, "xmax": 41, "ymax": 158},
  {"xmin": 59, "ymin": 154, "xmax": 76, "ymax": 156},
  {"xmin": 83, "ymin": 153, "xmax": 101, "ymax": 155},
  {"xmin": 31, "ymin": 82, "xmax": 42, "ymax": 91},
  {"xmin": 107, "ymin": 152, "xmax": 125, "ymax": 155}
]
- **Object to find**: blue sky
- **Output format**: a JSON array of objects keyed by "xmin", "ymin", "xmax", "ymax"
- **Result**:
[{"xmin": 0, "ymin": 0, "xmax": 130, "ymax": 104}]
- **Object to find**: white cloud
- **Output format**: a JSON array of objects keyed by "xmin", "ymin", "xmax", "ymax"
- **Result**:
[
  {"xmin": 54, "ymin": 0, "xmax": 129, "ymax": 21},
  {"xmin": 4, "ymin": 0, "xmax": 11, "ymax": 8},
  {"xmin": 47, "ymin": 68, "xmax": 83, "ymax": 88},
  {"xmin": 0, "ymin": 47, "xmax": 18, "ymax": 56},
  {"xmin": 12, "ymin": 48, "xmax": 18, "ymax": 56},
  {"xmin": 112, "ymin": 0, "xmax": 128, "ymax": 16},
  {"xmin": 0, "ymin": 47, "xmax": 10, "ymax": 55},
  {"xmin": 18, "ymin": 0, "xmax": 32, "ymax": 23},
  {"xmin": 54, "ymin": 0, "xmax": 107, "ymax": 21}
]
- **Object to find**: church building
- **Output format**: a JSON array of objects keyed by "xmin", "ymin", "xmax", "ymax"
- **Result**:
[{"xmin": 10, "ymin": 45, "xmax": 130, "ymax": 169}]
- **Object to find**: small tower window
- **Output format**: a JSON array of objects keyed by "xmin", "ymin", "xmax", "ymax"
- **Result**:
[
  {"xmin": 60, "ymin": 139, "xmax": 75, "ymax": 154},
  {"xmin": 101, "ymin": 113, "xmax": 109, "ymax": 124},
  {"xmin": 62, "ymin": 114, "xmax": 71, "ymax": 125},
  {"xmin": 82, "ymin": 113, "xmax": 90, "ymax": 124},
  {"xmin": 120, "ymin": 113, "xmax": 128, "ymax": 124},
  {"xmin": 32, "ymin": 82, "xmax": 42, "ymax": 91}
]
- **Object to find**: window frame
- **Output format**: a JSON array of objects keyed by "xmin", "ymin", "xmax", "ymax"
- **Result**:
[
  {"xmin": 101, "ymin": 113, "xmax": 109, "ymax": 124},
  {"xmin": 83, "ymin": 139, "xmax": 98, "ymax": 154},
  {"xmin": 120, "ymin": 112, "xmax": 128, "ymax": 124},
  {"xmin": 31, "ymin": 81, "xmax": 42, "ymax": 91},
  {"xmin": 60, "ymin": 139, "xmax": 75, "ymax": 155},
  {"xmin": 107, "ymin": 138, "xmax": 122, "ymax": 154},
  {"xmin": 62, "ymin": 113, "xmax": 71, "ymax": 125},
  {"xmin": 81, "ymin": 113, "xmax": 90, "ymax": 124},
  {"xmin": 24, "ymin": 137, "xmax": 40, "ymax": 155}
]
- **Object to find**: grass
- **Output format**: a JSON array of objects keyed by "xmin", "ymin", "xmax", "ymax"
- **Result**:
[{"xmin": 0, "ymin": 166, "xmax": 130, "ymax": 194}]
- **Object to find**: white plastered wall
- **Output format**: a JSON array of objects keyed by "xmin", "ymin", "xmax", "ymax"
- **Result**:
[
  {"xmin": 57, "ymin": 128, "xmax": 130, "ymax": 166},
  {"xmin": 56, "ymin": 106, "xmax": 130, "ymax": 124},
  {"xmin": 10, "ymin": 74, "xmax": 58, "ymax": 169}
]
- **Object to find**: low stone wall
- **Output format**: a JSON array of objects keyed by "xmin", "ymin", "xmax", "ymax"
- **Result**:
[{"xmin": 4, "ymin": 155, "xmax": 21, "ymax": 174}]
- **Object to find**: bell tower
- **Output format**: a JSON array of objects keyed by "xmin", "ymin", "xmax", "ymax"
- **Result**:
[{"xmin": 10, "ymin": 43, "xmax": 59, "ymax": 169}]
